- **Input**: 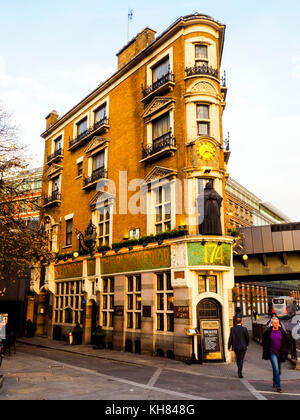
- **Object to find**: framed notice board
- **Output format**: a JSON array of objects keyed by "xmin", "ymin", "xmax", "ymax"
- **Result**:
[{"xmin": 200, "ymin": 320, "xmax": 224, "ymax": 362}]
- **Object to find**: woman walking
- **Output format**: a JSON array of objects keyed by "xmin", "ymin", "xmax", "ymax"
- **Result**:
[{"xmin": 262, "ymin": 317, "xmax": 289, "ymax": 393}]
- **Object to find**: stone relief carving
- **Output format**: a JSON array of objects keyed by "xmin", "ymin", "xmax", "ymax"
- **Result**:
[
  {"xmin": 190, "ymin": 81, "xmax": 217, "ymax": 95},
  {"xmin": 171, "ymin": 242, "xmax": 187, "ymax": 268},
  {"xmin": 30, "ymin": 267, "xmax": 40, "ymax": 294}
]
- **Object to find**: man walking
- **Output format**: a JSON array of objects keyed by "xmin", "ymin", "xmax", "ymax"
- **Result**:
[{"xmin": 228, "ymin": 317, "xmax": 250, "ymax": 378}]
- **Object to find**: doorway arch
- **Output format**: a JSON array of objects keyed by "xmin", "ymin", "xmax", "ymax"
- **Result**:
[{"xmin": 197, "ymin": 298, "xmax": 224, "ymax": 362}]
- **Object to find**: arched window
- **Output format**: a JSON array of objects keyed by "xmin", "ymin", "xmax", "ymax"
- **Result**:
[
  {"xmin": 198, "ymin": 299, "xmax": 220, "ymax": 319},
  {"xmin": 65, "ymin": 308, "xmax": 73, "ymax": 324}
]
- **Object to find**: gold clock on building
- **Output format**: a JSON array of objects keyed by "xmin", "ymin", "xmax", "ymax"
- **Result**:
[{"xmin": 196, "ymin": 141, "xmax": 217, "ymax": 161}]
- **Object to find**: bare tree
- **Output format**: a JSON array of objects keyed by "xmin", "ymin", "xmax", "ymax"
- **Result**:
[{"xmin": 0, "ymin": 105, "xmax": 52, "ymax": 284}]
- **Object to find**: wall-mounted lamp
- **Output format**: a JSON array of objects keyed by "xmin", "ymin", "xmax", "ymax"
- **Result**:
[
  {"xmin": 72, "ymin": 252, "xmax": 79, "ymax": 261},
  {"xmin": 242, "ymin": 254, "xmax": 249, "ymax": 261}
]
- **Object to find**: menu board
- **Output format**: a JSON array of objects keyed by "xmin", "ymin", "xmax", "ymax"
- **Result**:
[
  {"xmin": 203, "ymin": 329, "xmax": 220, "ymax": 353},
  {"xmin": 200, "ymin": 320, "xmax": 223, "ymax": 361}
]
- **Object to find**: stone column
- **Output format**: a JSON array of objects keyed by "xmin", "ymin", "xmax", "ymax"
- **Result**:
[
  {"xmin": 26, "ymin": 296, "xmax": 36, "ymax": 323},
  {"xmin": 141, "ymin": 272, "xmax": 154, "ymax": 355},
  {"xmin": 84, "ymin": 303, "xmax": 92, "ymax": 344},
  {"xmin": 36, "ymin": 294, "xmax": 47, "ymax": 336},
  {"xmin": 114, "ymin": 275, "xmax": 125, "ymax": 351},
  {"xmin": 265, "ymin": 287, "xmax": 268, "ymax": 314}
]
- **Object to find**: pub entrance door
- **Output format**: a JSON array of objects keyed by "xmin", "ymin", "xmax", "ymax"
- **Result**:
[{"xmin": 197, "ymin": 299, "xmax": 224, "ymax": 362}]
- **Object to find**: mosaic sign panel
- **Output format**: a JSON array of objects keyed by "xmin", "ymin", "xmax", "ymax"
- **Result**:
[
  {"xmin": 101, "ymin": 246, "xmax": 171, "ymax": 275},
  {"xmin": 87, "ymin": 259, "xmax": 96, "ymax": 277},
  {"xmin": 55, "ymin": 262, "xmax": 83, "ymax": 280},
  {"xmin": 187, "ymin": 242, "xmax": 231, "ymax": 267}
]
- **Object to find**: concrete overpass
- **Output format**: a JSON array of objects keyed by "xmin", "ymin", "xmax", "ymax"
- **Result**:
[{"xmin": 234, "ymin": 223, "xmax": 300, "ymax": 283}]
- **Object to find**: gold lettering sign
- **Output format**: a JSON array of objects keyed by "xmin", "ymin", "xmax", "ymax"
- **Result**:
[
  {"xmin": 101, "ymin": 246, "xmax": 171, "ymax": 275},
  {"xmin": 188, "ymin": 242, "xmax": 231, "ymax": 267},
  {"xmin": 55, "ymin": 262, "xmax": 83, "ymax": 280}
]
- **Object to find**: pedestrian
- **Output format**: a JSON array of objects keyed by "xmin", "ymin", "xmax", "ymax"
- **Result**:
[
  {"xmin": 266, "ymin": 313, "xmax": 286, "ymax": 332},
  {"xmin": 262, "ymin": 317, "xmax": 289, "ymax": 393},
  {"xmin": 228, "ymin": 317, "xmax": 250, "ymax": 378}
]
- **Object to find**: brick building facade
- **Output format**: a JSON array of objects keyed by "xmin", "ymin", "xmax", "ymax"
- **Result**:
[{"xmin": 29, "ymin": 14, "xmax": 237, "ymax": 363}]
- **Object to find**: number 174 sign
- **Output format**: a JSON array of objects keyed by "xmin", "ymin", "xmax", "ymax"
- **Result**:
[{"xmin": 187, "ymin": 242, "xmax": 231, "ymax": 267}]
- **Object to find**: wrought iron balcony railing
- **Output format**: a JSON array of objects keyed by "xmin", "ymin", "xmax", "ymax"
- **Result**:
[
  {"xmin": 43, "ymin": 191, "xmax": 61, "ymax": 206},
  {"xmin": 185, "ymin": 64, "xmax": 219, "ymax": 79},
  {"xmin": 47, "ymin": 148, "xmax": 63, "ymax": 164},
  {"xmin": 142, "ymin": 132, "xmax": 176, "ymax": 160},
  {"xmin": 83, "ymin": 167, "xmax": 108, "ymax": 188},
  {"xmin": 93, "ymin": 116, "xmax": 109, "ymax": 132},
  {"xmin": 69, "ymin": 117, "xmax": 109, "ymax": 150},
  {"xmin": 142, "ymin": 72, "xmax": 175, "ymax": 98}
]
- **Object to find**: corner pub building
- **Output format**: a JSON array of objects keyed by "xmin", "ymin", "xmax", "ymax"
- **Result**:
[{"xmin": 28, "ymin": 14, "xmax": 237, "ymax": 363}]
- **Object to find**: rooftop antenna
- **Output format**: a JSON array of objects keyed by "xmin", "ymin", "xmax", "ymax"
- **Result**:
[{"xmin": 127, "ymin": 8, "xmax": 134, "ymax": 43}]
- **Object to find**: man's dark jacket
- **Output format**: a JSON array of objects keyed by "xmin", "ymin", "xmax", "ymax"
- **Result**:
[
  {"xmin": 262, "ymin": 327, "xmax": 289, "ymax": 362},
  {"xmin": 228, "ymin": 325, "xmax": 250, "ymax": 351}
]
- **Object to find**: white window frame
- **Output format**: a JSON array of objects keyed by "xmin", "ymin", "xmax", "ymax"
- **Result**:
[
  {"xmin": 196, "ymin": 103, "xmax": 210, "ymax": 137},
  {"xmin": 146, "ymin": 108, "xmax": 175, "ymax": 147},
  {"xmin": 125, "ymin": 275, "xmax": 142, "ymax": 331},
  {"xmin": 101, "ymin": 277, "xmax": 114, "ymax": 329},
  {"xmin": 194, "ymin": 43, "xmax": 209, "ymax": 67},
  {"xmin": 146, "ymin": 47, "xmax": 173, "ymax": 88},
  {"xmin": 91, "ymin": 97, "xmax": 109, "ymax": 126},
  {"xmin": 92, "ymin": 198, "xmax": 114, "ymax": 247},
  {"xmin": 147, "ymin": 178, "xmax": 176, "ymax": 236},
  {"xmin": 51, "ymin": 133, "xmax": 64, "ymax": 154},
  {"xmin": 73, "ymin": 112, "xmax": 90, "ymax": 139},
  {"xmin": 87, "ymin": 145, "xmax": 108, "ymax": 177},
  {"xmin": 155, "ymin": 272, "xmax": 174, "ymax": 333}
]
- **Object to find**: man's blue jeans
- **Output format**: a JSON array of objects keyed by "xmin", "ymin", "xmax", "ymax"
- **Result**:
[{"xmin": 270, "ymin": 353, "xmax": 282, "ymax": 389}]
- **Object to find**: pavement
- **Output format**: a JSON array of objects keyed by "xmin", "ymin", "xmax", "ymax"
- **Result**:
[{"xmin": 0, "ymin": 319, "xmax": 299, "ymax": 400}]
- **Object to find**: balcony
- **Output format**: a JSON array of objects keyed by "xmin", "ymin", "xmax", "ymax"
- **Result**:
[
  {"xmin": 141, "ymin": 132, "xmax": 176, "ymax": 162},
  {"xmin": 185, "ymin": 64, "xmax": 219, "ymax": 80},
  {"xmin": 43, "ymin": 191, "xmax": 61, "ymax": 207},
  {"xmin": 47, "ymin": 148, "xmax": 63, "ymax": 165},
  {"xmin": 68, "ymin": 117, "xmax": 109, "ymax": 151},
  {"xmin": 82, "ymin": 167, "xmax": 108, "ymax": 190},
  {"xmin": 141, "ymin": 72, "xmax": 175, "ymax": 103}
]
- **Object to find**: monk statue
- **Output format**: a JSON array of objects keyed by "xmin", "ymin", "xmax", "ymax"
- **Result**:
[{"xmin": 198, "ymin": 180, "xmax": 223, "ymax": 235}]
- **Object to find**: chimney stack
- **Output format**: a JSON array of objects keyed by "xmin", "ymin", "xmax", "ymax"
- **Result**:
[
  {"xmin": 117, "ymin": 28, "xmax": 156, "ymax": 70},
  {"xmin": 45, "ymin": 110, "xmax": 59, "ymax": 130}
]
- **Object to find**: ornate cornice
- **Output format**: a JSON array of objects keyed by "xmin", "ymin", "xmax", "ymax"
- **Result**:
[
  {"xmin": 144, "ymin": 166, "xmax": 177, "ymax": 183},
  {"xmin": 142, "ymin": 97, "xmax": 176, "ymax": 120},
  {"xmin": 84, "ymin": 136, "xmax": 109, "ymax": 155}
]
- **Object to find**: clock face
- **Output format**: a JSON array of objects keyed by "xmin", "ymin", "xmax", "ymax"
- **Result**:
[{"xmin": 196, "ymin": 141, "xmax": 217, "ymax": 161}]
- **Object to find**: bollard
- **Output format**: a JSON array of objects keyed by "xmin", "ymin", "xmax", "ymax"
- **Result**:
[{"xmin": 69, "ymin": 332, "xmax": 73, "ymax": 345}]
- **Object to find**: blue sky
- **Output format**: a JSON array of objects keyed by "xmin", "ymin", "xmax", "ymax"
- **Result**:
[{"xmin": 1, "ymin": 0, "xmax": 300, "ymax": 220}]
